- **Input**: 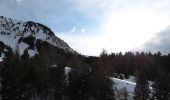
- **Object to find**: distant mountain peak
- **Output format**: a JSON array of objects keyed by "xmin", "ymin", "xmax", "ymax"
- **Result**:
[{"xmin": 0, "ymin": 16, "xmax": 76, "ymax": 57}]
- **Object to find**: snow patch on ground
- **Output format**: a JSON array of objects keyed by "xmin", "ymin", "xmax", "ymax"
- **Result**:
[
  {"xmin": 111, "ymin": 77, "xmax": 136, "ymax": 100},
  {"xmin": 65, "ymin": 67, "xmax": 71, "ymax": 76},
  {"xmin": 125, "ymin": 76, "xmax": 136, "ymax": 83},
  {"xmin": 28, "ymin": 49, "xmax": 37, "ymax": 57},
  {"xmin": 112, "ymin": 77, "xmax": 136, "ymax": 93},
  {"xmin": 0, "ymin": 57, "xmax": 3, "ymax": 62},
  {"xmin": 0, "ymin": 53, "xmax": 4, "ymax": 62}
]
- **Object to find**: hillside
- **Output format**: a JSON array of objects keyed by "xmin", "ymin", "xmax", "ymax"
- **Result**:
[{"xmin": 0, "ymin": 16, "xmax": 75, "ymax": 57}]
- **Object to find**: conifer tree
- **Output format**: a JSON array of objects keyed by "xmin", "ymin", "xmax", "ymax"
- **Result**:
[
  {"xmin": 134, "ymin": 70, "xmax": 150, "ymax": 100},
  {"xmin": 0, "ymin": 49, "xmax": 27, "ymax": 100},
  {"xmin": 152, "ymin": 66, "xmax": 170, "ymax": 100}
]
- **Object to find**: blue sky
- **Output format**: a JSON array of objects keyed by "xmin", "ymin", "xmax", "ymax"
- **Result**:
[{"xmin": 1, "ymin": 0, "xmax": 170, "ymax": 56}]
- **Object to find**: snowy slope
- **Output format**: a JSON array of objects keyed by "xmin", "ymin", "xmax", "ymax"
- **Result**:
[
  {"xmin": 111, "ymin": 77, "xmax": 153, "ymax": 100},
  {"xmin": 125, "ymin": 76, "xmax": 136, "ymax": 83},
  {"xmin": 64, "ymin": 66, "xmax": 136, "ymax": 100},
  {"xmin": 111, "ymin": 77, "xmax": 136, "ymax": 100},
  {"xmin": 0, "ymin": 16, "xmax": 75, "ymax": 57}
]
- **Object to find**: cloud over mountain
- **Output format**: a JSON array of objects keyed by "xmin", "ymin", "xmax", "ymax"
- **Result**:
[{"xmin": 141, "ymin": 27, "xmax": 170, "ymax": 55}]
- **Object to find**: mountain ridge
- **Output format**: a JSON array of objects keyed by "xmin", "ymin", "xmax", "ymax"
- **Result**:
[{"xmin": 0, "ymin": 16, "xmax": 76, "ymax": 57}]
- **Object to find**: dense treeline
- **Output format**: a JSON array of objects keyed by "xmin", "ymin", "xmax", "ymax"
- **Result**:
[
  {"xmin": 1, "ymin": 39, "xmax": 170, "ymax": 99},
  {"xmin": 92, "ymin": 51, "xmax": 170, "ymax": 80},
  {"xmin": 0, "ymin": 43, "xmax": 115, "ymax": 100},
  {"xmin": 88, "ymin": 50, "xmax": 170, "ymax": 100}
]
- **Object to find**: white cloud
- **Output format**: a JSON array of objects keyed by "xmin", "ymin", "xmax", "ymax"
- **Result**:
[
  {"xmin": 58, "ymin": 33, "xmax": 103, "ymax": 56},
  {"xmin": 10, "ymin": 0, "xmax": 25, "ymax": 4},
  {"xmin": 70, "ymin": 27, "xmax": 76, "ymax": 33},
  {"xmin": 81, "ymin": 28, "xmax": 86, "ymax": 33},
  {"xmin": 99, "ymin": 9, "xmax": 170, "ymax": 52},
  {"xmin": 71, "ymin": 0, "xmax": 102, "ymax": 12},
  {"xmin": 60, "ymin": 0, "xmax": 170, "ymax": 56}
]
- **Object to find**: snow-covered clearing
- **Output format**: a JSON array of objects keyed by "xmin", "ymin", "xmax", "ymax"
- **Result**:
[{"xmin": 111, "ymin": 77, "xmax": 136, "ymax": 100}]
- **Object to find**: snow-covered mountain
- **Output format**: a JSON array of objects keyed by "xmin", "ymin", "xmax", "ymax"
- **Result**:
[{"xmin": 0, "ymin": 16, "xmax": 75, "ymax": 57}]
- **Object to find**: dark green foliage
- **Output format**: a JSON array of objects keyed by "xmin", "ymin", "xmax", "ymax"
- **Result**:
[
  {"xmin": 119, "ymin": 74, "xmax": 124, "ymax": 80},
  {"xmin": 18, "ymin": 35, "xmax": 36, "ymax": 50},
  {"xmin": 0, "ymin": 31, "xmax": 10, "ymax": 35},
  {"xmin": 0, "ymin": 43, "xmax": 115, "ymax": 100},
  {"xmin": 24, "ymin": 21, "xmax": 34, "ymax": 28},
  {"xmin": 0, "ymin": 41, "xmax": 13, "ymax": 56},
  {"xmin": 152, "ymin": 66, "xmax": 170, "ymax": 100},
  {"xmin": 134, "ymin": 70, "xmax": 150, "ymax": 100},
  {"xmin": 65, "ymin": 50, "xmax": 115, "ymax": 100},
  {"xmin": 36, "ymin": 23, "xmax": 54, "ymax": 36},
  {"xmin": 66, "ymin": 64, "xmax": 115, "ymax": 100},
  {"xmin": 24, "ymin": 21, "xmax": 54, "ymax": 36},
  {"xmin": 0, "ymin": 47, "xmax": 66, "ymax": 100},
  {"xmin": 0, "ymin": 41, "xmax": 5, "ymax": 53},
  {"xmin": 22, "ymin": 35, "xmax": 36, "ymax": 50},
  {"xmin": 18, "ymin": 37, "xmax": 23, "ymax": 43},
  {"xmin": 0, "ymin": 50, "xmax": 29, "ymax": 100}
]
